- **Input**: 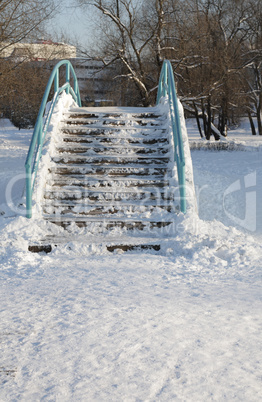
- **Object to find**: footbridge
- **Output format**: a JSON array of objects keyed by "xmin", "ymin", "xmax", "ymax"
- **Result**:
[{"xmin": 25, "ymin": 60, "xmax": 193, "ymax": 253}]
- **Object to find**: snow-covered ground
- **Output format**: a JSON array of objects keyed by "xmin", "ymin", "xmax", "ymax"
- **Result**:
[
  {"xmin": 0, "ymin": 120, "xmax": 31, "ymax": 217},
  {"xmin": 0, "ymin": 114, "xmax": 261, "ymax": 401},
  {"xmin": 187, "ymin": 118, "xmax": 262, "ymax": 238}
]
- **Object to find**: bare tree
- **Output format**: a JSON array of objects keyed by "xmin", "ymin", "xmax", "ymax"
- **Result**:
[
  {"xmin": 78, "ymin": 0, "xmax": 262, "ymax": 137},
  {"xmin": 0, "ymin": 61, "xmax": 50, "ymax": 128},
  {"xmin": 78, "ymin": 0, "xmax": 169, "ymax": 106},
  {"xmin": 0, "ymin": 0, "xmax": 57, "ymax": 126},
  {"xmin": 164, "ymin": 0, "xmax": 256, "ymax": 139},
  {"xmin": 0, "ymin": 0, "xmax": 56, "ymax": 87},
  {"xmin": 0, "ymin": 0, "xmax": 56, "ymax": 56},
  {"xmin": 240, "ymin": 0, "xmax": 262, "ymax": 135}
]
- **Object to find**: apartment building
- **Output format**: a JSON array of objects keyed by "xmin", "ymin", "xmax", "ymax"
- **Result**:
[
  {"xmin": 0, "ymin": 40, "xmax": 115, "ymax": 105},
  {"xmin": 70, "ymin": 58, "xmax": 115, "ymax": 106},
  {"xmin": 1, "ymin": 39, "xmax": 76, "ymax": 61}
]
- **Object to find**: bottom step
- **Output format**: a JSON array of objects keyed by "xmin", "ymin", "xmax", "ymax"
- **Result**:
[
  {"xmin": 29, "ymin": 244, "xmax": 52, "ymax": 253},
  {"xmin": 45, "ymin": 218, "xmax": 173, "ymax": 231},
  {"xmin": 28, "ymin": 243, "xmax": 161, "ymax": 254}
]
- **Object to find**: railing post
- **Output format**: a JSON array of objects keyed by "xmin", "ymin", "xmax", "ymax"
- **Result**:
[
  {"xmin": 179, "ymin": 167, "xmax": 186, "ymax": 213},
  {"xmin": 157, "ymin": 61, "xmax": 168, "ymax": 103},
  {"xmin": 25, "ymin": 166, "xmax": 32, "ymax": 218},
  {"xmin": 66, "ymin": 63, "xmax": 70, "ymax": 94},
  {"xmin": 163, "ymin": 61, "xmax": 168, "ymax": 98},
  {"xmin": 54, "ymin": 70, "xmax": 59, "ymax": 93},
  {"xmin": 158, "ymin": 78, "xmax": 163, "ymax": 103},
  {"xmin": 74, "ymin": 76, "xmax": 78, "ymax": 100},
  {"xmin": 37, "ymin": 120, "xmax": 43, "ymax": 147}
]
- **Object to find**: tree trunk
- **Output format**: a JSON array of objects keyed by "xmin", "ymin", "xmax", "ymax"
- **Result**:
[
  {"xmin": 207, "ymin": 97, "xmax": 212, "ymax": 140},
  {"xmin": 257, "ymin": 94, "xmax": 262, "ymax": 135},
  {"xmin": 218, "ymin": 110, "xmax": 227, "ymax": 137},
  {"xmin": 248, "ymin": 111, "xmax": 257, "ymax": 135},
  {"xmin": 257, "ymin": 110, "xmax": 262, "ymax": 135},
  {"xmin": 218, "ymin": 97, "xmax": 228, "ymax": 137},
  {"xmin": 193, "ymin": 101, "xmax": 203, "ymax": 138},
  {"xmin": 201, "ymin": 100, "xmax": 209, "ymax": 139}
]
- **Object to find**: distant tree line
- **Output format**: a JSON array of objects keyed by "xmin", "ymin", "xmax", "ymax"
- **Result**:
[{"xmin": 78, "ymin": 0, "xmax": 262, "ymax": 137}]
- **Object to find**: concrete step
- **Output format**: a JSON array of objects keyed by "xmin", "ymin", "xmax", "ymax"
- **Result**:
[
  {"xmin": 64, "ymin": 111, "xmax": 164, "ymax": 120},
  {"xmin": 45, "ymin": 178, "xmax": 170, "ymax": 189},
  {"xmin": 62, "ymin": 136, "xmax": 169, "ymax": 146},
  {"xmin": 52, "ymin": 156, "xmax": 169, "ymax": 166},
  {"xmin": 63, "ymin": 120, "xmax": 165, "ymax": 128},
  {"xmin": 43, "ymin": 203, "xmax": 174, "ymax": 216},
  {"xmin": 62, "ymin": 116, "xmax": 165, "ymax": 128},
  {"xmin": 42, "ymin": 216, "xmax": 173, "ymax": 230},
  {"xmin": 28, "ymin": 243, "xmax": 162, "ymax": 254},
  {"xmin": 44, "ymin": 189, "xmax": 174, "ymax": 202},
  {"xmin": 56, "ymin": 145, "xmax": 169, "ymax": 155},
  {"xmin": 49, "ymin": 165, "xmax": 169, "ymax": 177},
  {"xmin": 28, "ymin": 230, "xmax": 175, "ymax": 254},
  {"xmin": 61, "ymin": 127, "xmax": 167, "ymax": 137}
]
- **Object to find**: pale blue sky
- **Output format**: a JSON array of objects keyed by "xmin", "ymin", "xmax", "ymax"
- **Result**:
[{"xmin": 47, "ymin": 0, "xmax": 95, "ymax": 48}]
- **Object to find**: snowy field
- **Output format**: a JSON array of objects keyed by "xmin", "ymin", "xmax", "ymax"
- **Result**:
[{"xmin": 0, "ymin": 116, "xmax": 262, "ymax": 401}]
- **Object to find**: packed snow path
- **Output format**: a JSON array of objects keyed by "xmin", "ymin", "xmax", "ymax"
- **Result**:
[{"xmin": 0, "ymin": 230, "xmax": 261, "ymax": 401}]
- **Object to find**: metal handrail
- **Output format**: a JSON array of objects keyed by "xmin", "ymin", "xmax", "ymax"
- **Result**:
[
  {"xmin": 25, "ymin": 60, "xmax": 81, "ymax": 218},
  {"xmin": 157, "ymin": 60, "xmax": 186, "ymax": 213}
]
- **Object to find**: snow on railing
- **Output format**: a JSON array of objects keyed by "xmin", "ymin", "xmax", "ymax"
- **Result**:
[
  {"xmin": 157, "ymin": 60, "xmax": 186, "ymax": 213},
  {"xmin": 25, "ymin": 60, "xmax": 81, "ymax": 218}
]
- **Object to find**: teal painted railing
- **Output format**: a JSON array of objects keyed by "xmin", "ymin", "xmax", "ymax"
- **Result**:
[
  {"xmin": 157, "ymin": 60, "xmax": 186, "ymax": 213},
  {"xmin": 25, "ymin": 60, "xmax": 81, "ymax": 218}
]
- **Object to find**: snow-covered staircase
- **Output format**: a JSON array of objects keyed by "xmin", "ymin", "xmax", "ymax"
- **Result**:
[{"xmin": 34, "ymin": 105, "xmax": 180, "ymax": 252}]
